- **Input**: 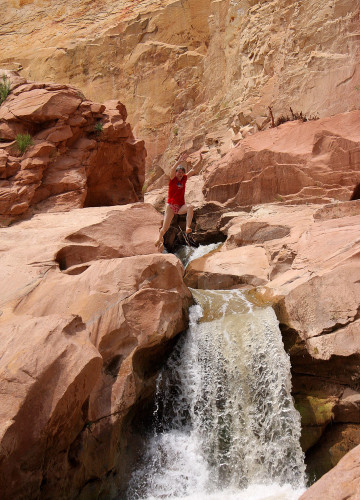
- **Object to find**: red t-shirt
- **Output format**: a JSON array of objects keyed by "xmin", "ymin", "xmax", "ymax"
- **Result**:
[{"xmin": 167, "ymin": 174, "xmax": 187, "ymax": 206}]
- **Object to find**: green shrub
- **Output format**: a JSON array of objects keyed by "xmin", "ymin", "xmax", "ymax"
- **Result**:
[
  {"xmin": 94, "ymin": 121, "xmax": 103, "ymax": 135},
  {"xmin": 16, "ymin": 133, "xmax": 33, "ymax": 154},
  {"xmin": 0, "ymin": 74, "xmax": 11, "ymax": 104}
]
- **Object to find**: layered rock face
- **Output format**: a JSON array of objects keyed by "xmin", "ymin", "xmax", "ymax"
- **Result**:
[
  {"xmin": 0, "ymin": 71, "xmax": 145, "ymax": 223},
  {"xmin": 1, "ymin": 0, "xmax": 359, "ymax": 179},
  {"xmin": 0, "ymin": 204, "xmax": 192, "ymax": 499}
]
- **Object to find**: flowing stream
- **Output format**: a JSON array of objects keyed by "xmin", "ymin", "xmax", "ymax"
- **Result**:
[{"xmin": 126, "ymin": 245, "xmax": 306, "ymax": 500}]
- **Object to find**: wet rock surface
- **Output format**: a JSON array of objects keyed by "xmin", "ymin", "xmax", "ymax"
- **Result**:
[{"xmin": 299, "ymin": 443, "xmax": 360, "ymax": 500}]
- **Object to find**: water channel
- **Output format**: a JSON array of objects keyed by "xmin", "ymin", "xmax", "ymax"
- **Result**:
[{"xmin": 126, "ymin": 245, "xmax": 306, "ymax": 500}]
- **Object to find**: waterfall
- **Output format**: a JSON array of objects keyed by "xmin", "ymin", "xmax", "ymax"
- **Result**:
[
  {"xmin": 127, "ymin": 286, "xmax": 306, "ymax": 500},
  {"xmin": 175, "ymin": 242, "xmax": 222, "ymax": 267}
]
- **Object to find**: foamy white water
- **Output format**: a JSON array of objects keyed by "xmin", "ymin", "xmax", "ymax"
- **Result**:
[
  {"xmin": 175, "ymin": 242, "xmax": 222, "ymax": 267},
  {"xmin": 127, "ymin": 289, "xmax": 306, "ymax": 500}
]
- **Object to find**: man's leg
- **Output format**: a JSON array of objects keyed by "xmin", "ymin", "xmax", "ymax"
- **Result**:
[
  {"xmin": 155, "ymin": 204, "xmax": 175, "ymax": 247},
  {"xmin": 178, "ymin": 204, "xmax": 194, "ymax": 233}
]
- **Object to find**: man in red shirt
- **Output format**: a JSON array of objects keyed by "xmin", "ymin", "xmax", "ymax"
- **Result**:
[{"xmin": 155, "ymin": 152, "xmax": 202, "ymax": 249}]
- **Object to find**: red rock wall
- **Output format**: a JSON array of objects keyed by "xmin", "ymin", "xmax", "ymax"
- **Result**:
[
  {"xmin": 0, "ymin": 71, "xmax": 145, "ymax": 223},
  {"xmin": 1, "ymin": 0, "xmax": 359, "ymax": 182}
]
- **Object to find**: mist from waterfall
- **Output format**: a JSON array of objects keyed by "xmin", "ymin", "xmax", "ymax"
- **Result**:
[{"xmin": 127, "ymin": 285, "xmax": 306, "ymax": 500}]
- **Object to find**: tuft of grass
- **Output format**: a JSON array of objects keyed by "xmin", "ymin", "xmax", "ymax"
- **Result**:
[
  {"xmin": 173, "ymin": 126, "xmax": 178, "ymax": 136},
  {"xmin": 94, "ymin": 121, "xmax": 103, "ymax": 135},
  {"xmin": 0, "ymin": 74, "xmax": 11, "ymax": 104},
  {"xmin": 274, "ymin": 194, "xmax": 284, "ymax": 202},
  {"xmin": 16, "ymin": 133, "xmax": 33, "ymax": 154},
  {"xmin": 275, "ymin": 115, "xmax": 290, "ymax": 127}
]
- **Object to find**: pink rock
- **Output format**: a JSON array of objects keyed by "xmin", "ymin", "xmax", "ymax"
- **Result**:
[
  {"xmin": 104, "ymin": 99, "xmax": 128, "ymax": 120},
  {"xmin": 90, "ymin": 102, "xmax": 106, "ymax": 114},
  {"xmin": 188, "ymin": 200, "xmax": 360, "ymax": 481},
  {"xmin": 0, "ymin": 89, "xmax": 82, "ymax": 123},
  {"xmin": 36, "ymin": 124, "xmax": 74, "ymax": 143},
  {"xmin": 185, "ymin": 245, "xmax": 270, "ymax": 288},
  {"xmin": 0, "ymin": 203, "xmax": 191, "ymax": 497},
  {"xmin": 0, "ymin": 314, "xmax": 103, "ymax": 499},
  {"xmin": 24, "ymin": 141, "xmax": 56, "ymax": 158},
  {"xmin": 203, "ymin": 111, "xmax": 360, "ymax": 206},
  {"xmin": 0, "ymin": 74, "xmax": 146, "ymax": 220},
  {"xmin": 299, "ymin": 444, "xmax": 360, "ymax": 500}
]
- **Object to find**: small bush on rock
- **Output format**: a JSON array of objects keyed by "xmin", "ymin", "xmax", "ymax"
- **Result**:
[
  {"xmin": 94, "ymin": 121, "xmax": 103, "ymax": 135},
  {"xmin": 16, "ymin": 133, "xmax": 34, "ymax": 154},
  {"xmin": 0, "ymin": 74, "xmax": 11, "ymax": 104}
]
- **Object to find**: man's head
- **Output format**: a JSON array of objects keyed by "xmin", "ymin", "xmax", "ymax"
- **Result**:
[{"xmin": 175, "ymin": 165, "xmax": 186, "ymax": 180}]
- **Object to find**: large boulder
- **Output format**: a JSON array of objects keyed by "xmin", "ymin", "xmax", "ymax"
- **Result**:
[
  {"xmin": 0, "ymin": 315, "xmax": 103, "ymax": 498},
  {"xmin": 0, "ymin": 72, "xmax": 145, "ymax": 223},
  {"xmin": 299, "ymin": 443, "xmax": 360, "ymax": 500},
  {"xmin": 203, "ymin": 110, "xmax": 360, "ymax": 206},
  {"xmin": 0, "ymin": 203, "xmax": 192, "ymax": 499}
]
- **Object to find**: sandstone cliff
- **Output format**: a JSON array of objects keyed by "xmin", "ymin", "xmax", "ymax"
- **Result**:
[
  {"xmin": 0, "ymin": 71, "xmax": 193, "ymax": 499},
  {"xmin": 1, "ymin": 0, "xmax": 359, "ymax": 182},
  {"xmin": 1, "ymin": 0, "xmax": 360, "ymax": 496}
]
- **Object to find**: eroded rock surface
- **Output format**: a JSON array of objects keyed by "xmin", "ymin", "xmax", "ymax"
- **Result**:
[
  {"xmin": 1, "ymin": 0, "xmax": 359, "ymax": 179},
  {"xmin": 299, "ymin": 443, "xmax": 360, "ymax": 500},
  {"xmin": 0, "ymin": 71, "xmax": 145, "ymax": 223},
  {"xmin": 203, "ymin": 110, "xmax": 360, "ymax": 206},
  {"xmin": 0, "ymin": 203, "xmax": 192, "ymax": 499}
]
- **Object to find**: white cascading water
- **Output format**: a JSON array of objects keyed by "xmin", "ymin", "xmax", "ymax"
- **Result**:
[
  {"xmin": 175, "ymin": 242, "xmax": 222, "ymax": 268},
  {"xmin": 127, "ymin": 245, "xmax": 306, "ymax": 500}
]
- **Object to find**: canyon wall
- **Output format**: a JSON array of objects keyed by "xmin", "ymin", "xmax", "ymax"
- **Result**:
[
  {"xmin": 1, "ymin": 0, "xmax": 360, "ymax": 496},
  {"xmin": 0, "ymin": 73, "xmax": 193, "ymax": 498},
  {"xmin": 1, "ymin": 0, "xmax": 359, "ymax": 183}
]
